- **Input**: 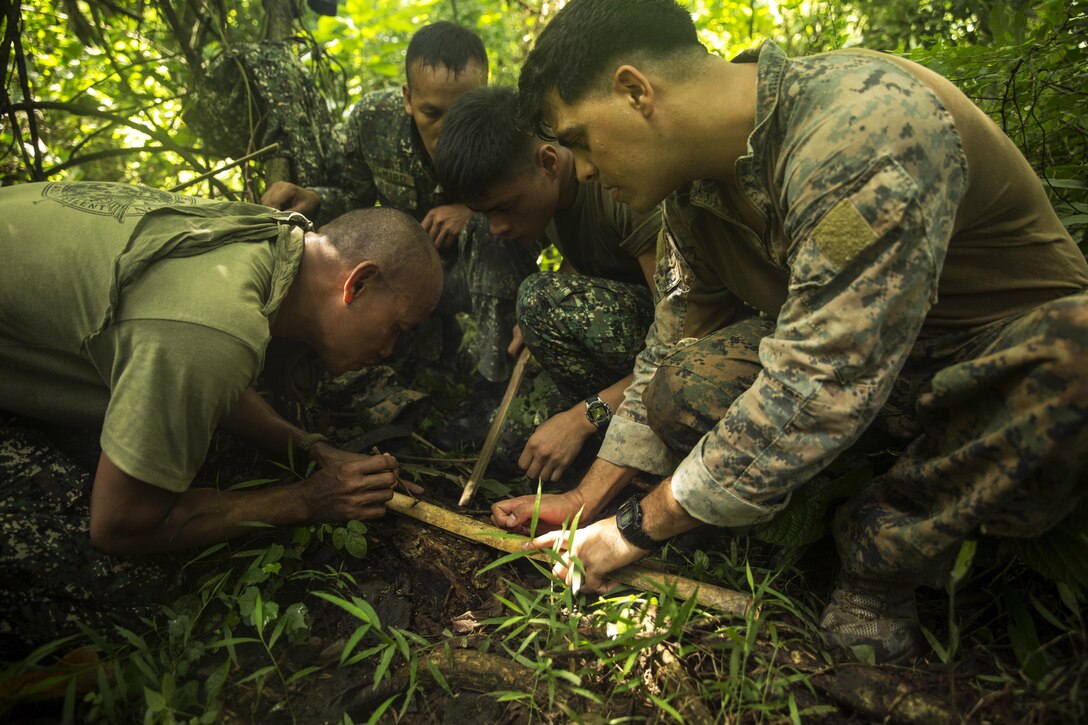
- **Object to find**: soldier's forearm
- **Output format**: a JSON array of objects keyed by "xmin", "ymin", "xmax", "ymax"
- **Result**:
[
  {"xmin": 88, "ymin": 452, "xmax": 311, "ymax": 555},
  {"xmin": 575, "ymin": 458, "xmax": 639, "ymax": 520},
  {"xmin": 220, "ymin": 388, "xmax": 319, "ymax": 463},
  {"xmin": 641, "ymin": 476, "xmax": 703, "ymax": 541}
]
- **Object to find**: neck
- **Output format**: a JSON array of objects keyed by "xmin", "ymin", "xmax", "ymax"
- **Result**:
[
  {"xmin": 670, "ymin": 56, "xmax": 759, "ymax": 184},
  {"xmin": 271, "ymin": 235, "xmax": 327, "ymax": 347}
]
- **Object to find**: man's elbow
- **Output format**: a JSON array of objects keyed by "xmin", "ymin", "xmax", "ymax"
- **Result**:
[
  {"xmin": 88, "ymin": 506, "xmax": 168, "ymax": 555},
  {"xmin": 88, "ymin": 514, "xmax": 138, "ymax": 555}
]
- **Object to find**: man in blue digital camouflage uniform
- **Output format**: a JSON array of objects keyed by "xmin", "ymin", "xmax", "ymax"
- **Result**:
[
  {"xmin": 262, "ymin": 23, "xmax": 537, "ymax": 407},
  {"xmin": 492, "ymin": 0, "xmax": 1088, "ymax": 662}
]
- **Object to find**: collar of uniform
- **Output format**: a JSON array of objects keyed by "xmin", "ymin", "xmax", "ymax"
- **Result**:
[
  {"xmin": 668, "ymin": 42, "xmax": 788, "ymax": 223},
  {"xmin": 735, "ymin": 41, "xmax": 788, "ymax": 222}
]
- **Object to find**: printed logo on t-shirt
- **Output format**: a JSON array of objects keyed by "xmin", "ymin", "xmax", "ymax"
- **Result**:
[{"xmin": 40, "ymin": 182, "xmax": 197, "ymax": 223}]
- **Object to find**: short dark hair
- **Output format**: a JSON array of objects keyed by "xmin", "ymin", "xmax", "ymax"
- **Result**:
[
  {"xmin": 519, "ymin": 0, "xmax": 700, "ymax": 133},
  {"xmin": 434, "ymin": 86, "xmax": 537, "ymax": 200},
  {"xmin": 321, "ymin": 207, "xmax": 439, "ymax": 285},
  {"xmin": 405, "ymin": 22, "xmax": 488, "ymax": 85}
]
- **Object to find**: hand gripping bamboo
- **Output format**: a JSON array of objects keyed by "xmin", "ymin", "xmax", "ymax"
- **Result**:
[{"xmin": 388, "ymin": 492, "xmax": 753, "ymax": 617}]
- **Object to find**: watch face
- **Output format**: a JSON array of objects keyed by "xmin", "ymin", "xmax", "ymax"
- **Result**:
[
  {"xmin": 587, "ymin": 402, "xmax": 609, "ymax": 424},
  {"xmin": 617, "ymin": 499, "xmax": 636, "ymax": 528}
]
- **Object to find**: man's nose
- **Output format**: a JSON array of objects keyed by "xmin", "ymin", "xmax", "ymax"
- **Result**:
[
  {"xmin": 379, "ymin": 337, "xmax": 397, "ymax": 359},
  {"xmin": 490, "ymin": 218, "xmax": 512, "ymax": 237},
  {"xmin": 573, "ymin": 154, "xmax": 598, "ymax": 183}
]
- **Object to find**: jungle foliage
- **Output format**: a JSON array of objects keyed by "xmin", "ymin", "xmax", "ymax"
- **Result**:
[
  {"xmin": 2, "ymin": 0, "xmax": 1086, "ymax": 249},
  {"xmin": 2, "ymin": 1, "xmax": 1088, "ymax": 723}
]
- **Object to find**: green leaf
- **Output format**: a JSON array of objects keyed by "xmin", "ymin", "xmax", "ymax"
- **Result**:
[
  {"xmin": 948, "ymin": 539, "xmax": 977, "ymax": 588},
  {"xmin": 373, "ymin": 645, "xmax": 397, "ymax": 686},
  {"xmin": 649, "ymin": 694, "xmax": 683, "ymax": 722},
  {"xmin": 427, "ymin": 660, "xmax": 452, "ymax": 695},
  {"xmin": 144, "ymin": 686, "xmax": 166, "ymax": 713},
  {"xmin": 365, "ymin": 694, "xmax": 400, "ymax": 725}
]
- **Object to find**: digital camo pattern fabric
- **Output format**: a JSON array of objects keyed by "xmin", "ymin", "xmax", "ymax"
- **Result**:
[
  {"xmin": 516, "ymin": 272, "xmax": 654, "ymax": 399},
  {"xmin": 0, "ymin": 418, "xmax": 180, "ymax": 656},
  {"xmin": 597, "ymin": 41, "xmax": 1088, "ymax": 585},
  {"xmin": 834, "ymin": 292, "xmax": 1088, "ymax": 588},
  {"xmin": 185, "ymin": 42, "xmax": 335, "ymax": 188},
  {"xmin": 311, "ymin": 89, "xmax": 538, "ymax": 382}
]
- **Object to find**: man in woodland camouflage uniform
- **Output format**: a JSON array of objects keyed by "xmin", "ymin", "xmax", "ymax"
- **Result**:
[
  {"xmin": 493, "ymin": 0, "xmax": 1088, "ymax": 663},
  {"xmin": 262, "ymin": 23, "xmax": 538, "ymax": 419},
  {"xmin": 434, "ymin": 86, "xmax": 660, "ymax": 481},
  {"xmin": 0, "ymin": 182, "xmax": 437, "ymax": 655}
]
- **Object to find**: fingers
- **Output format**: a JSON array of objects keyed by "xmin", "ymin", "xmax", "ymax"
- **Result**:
[
  {"xmin": 421, "ymin": 210, "xmax": 436, "ymax": 234},
  {"xmin": 491, "ymin": 497, "xmax": 532, "ymax": 529},
  {"xmin": 341, "ymin": 453, "xmax": 398, "ymax": 476},
  {"xmin": 525, "ymin": 528, "xmax": 562, "ymax": 551},
  {"xmin": 434, "ymin": 226, "xmax": 457, "ymax": 249},
  {"xmin": 399, "ymin": 479, "xmax": 425, "ymax": 495}
]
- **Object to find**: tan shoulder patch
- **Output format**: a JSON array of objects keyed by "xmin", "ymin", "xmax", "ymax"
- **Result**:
[{"xmin": 812, "ymin": 198, "xmax": 877, "ymax": 269}]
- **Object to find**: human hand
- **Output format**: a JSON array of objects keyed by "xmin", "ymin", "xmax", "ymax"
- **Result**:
[
  {"xmin": 422, "ymin": 203, "xmax": 472, "ymax": 249},
  {"xmin": 526, "ymin": 516, "xmax": 649, "ymax": 593},
  {"xmin": 261, "ymin": 181, "xmax": 321, "ymax": 216},
  {"xmin": 491, "ymin": 489, "xmax": 590, "ymax": 534},
  {"xmin": 506, "ymin": 324, "xmax": 525, "ymax": 359},
  {"xmin": 518, "ymin": 407, "xmax": 596, "ymax": 483},
  {"xmin": 301, "ymin": 451, "xmax": 418, "ymax": 521}
]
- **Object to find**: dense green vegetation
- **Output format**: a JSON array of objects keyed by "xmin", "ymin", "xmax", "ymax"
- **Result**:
[{"xmin": 2, "ymin": 0, "xmax": 1087, "ymax": 722}]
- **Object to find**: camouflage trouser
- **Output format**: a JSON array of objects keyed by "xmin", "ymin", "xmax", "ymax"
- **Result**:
[
  {"xmin": 0, "ymin": 417, "xmax": 180, "ymax": 657},
  {"xmin": 491, "ymin": 273, "xmax": 655, "ymax": 479},
  {"xmin": 643, "ymin": 292, "xmax": 1088, "ymax": 589},
  {"xmin": 517, "ymin": 272, "xmax": 654, "ymax": 399},
  {"xmin": 441, "ymin": 216, "xmax": 539, "ymax": 383}
]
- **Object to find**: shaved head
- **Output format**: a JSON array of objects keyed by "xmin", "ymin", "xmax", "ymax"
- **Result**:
[{"xmin": 319, "ymin": 207, "xmax": 441, "ymax": 292}]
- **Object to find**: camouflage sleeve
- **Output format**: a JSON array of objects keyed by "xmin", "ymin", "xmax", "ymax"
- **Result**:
[
  {"xmin": 672, "ymin": 80, "xmax": 968, "ymax": 527},
  {"xmin": 598, "ymin": 223, "xmax": 690, "ymax": 476},
  {"xmin": 310, "ymin": 104, "xmax": 378, "ymax": 220}
]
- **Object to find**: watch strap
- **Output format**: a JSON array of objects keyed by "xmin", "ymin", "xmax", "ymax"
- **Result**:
[{"xmin": 616, "ymin": 495, "xmax": 662, "ymax": 550}]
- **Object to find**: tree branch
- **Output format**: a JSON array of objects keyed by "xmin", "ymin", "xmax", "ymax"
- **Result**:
[
  {"xmin": 3, "ymin": 100, "xmax": 235, "ymax": 197},
  {"xmin": 45, "ymin": 144, "xmax": 166, "ymax": 175}
]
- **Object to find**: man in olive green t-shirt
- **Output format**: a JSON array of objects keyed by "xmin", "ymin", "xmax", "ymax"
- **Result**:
[{"xmin": 0, "ymin": 181, "xmax": 442, "ymax": 650}]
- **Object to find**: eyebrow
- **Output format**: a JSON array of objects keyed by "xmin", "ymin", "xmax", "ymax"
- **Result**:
[
  {"xmin": 474, "ymin": 197, "xmax": 514, "ymax": 214},
  {"xmin": 555, "ymin": 125, "xmax": 584, "ymax": 148}
]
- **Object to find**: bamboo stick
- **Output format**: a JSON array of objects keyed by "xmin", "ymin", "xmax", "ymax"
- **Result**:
[
  {"xmin": 388, "ymin": 492, "xmax": 753, "ymax": 617},
  {"xmin": 458, "ymin": 346, "xmax": 532, "ymax": 506}
]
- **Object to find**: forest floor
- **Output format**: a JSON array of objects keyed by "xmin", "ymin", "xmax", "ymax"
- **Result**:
[{"xmin": 1, "ymin": 339, "xmax": 1086, "ymax": 724}]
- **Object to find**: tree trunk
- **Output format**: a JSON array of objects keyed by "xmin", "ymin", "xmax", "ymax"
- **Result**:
[{"xmin": 261, "ymin": 0, "xmax": 297, "ymax": 186}]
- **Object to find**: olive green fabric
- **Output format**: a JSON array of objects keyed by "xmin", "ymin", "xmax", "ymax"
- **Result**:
[
  {"xmin": 544, "ymin": 180, "xmax": 660, "ymax": 284},
  {"xmin": 0, "ymin": 182, "xmax": 308, "ymax": 492}
]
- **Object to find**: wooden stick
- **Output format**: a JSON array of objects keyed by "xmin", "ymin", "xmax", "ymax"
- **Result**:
[
  {"xmin": 169, "ymin": 142, "xmax": 279, "ymax": 192},
  {"xmin": 458, "ymin": 347, "xmax": 532, "ymax": 506},
  {"xmin": 388, "ymin": 493, "xmax": 753, "ymax": 617}
]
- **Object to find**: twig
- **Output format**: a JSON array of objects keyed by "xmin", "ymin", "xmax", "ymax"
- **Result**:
[
  {"xmin": 170, "ymin": 143, "xmax": 279, "ymax": 192},
  {"xmin": 387, "ymin": 493, "xmax": 754, "ymax": 616},
  {"xmin": 372, "ymin": 447, "xmax": 418, "ymax": 502},
  {"xmin": 459, "ymin": 347, "xmax": 531, "ymax": 506}
]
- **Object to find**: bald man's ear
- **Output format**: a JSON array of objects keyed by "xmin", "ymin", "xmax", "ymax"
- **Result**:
[
  {"xmin": 614, "ymin": 65, "xmax": 654, "ymax": 118},
  {"xmin": 344, "ymin": 261, "xmax": 380, "ymax": 304}
]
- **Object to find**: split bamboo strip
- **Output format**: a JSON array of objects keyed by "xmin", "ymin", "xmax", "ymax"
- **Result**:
[
  {"xmin": 458, "ymin": 346, "xmax": 532, "ymax": 506},
  {"xmin": 388, "ymin": 492, "xmax": 753, "ymax": 617}
]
